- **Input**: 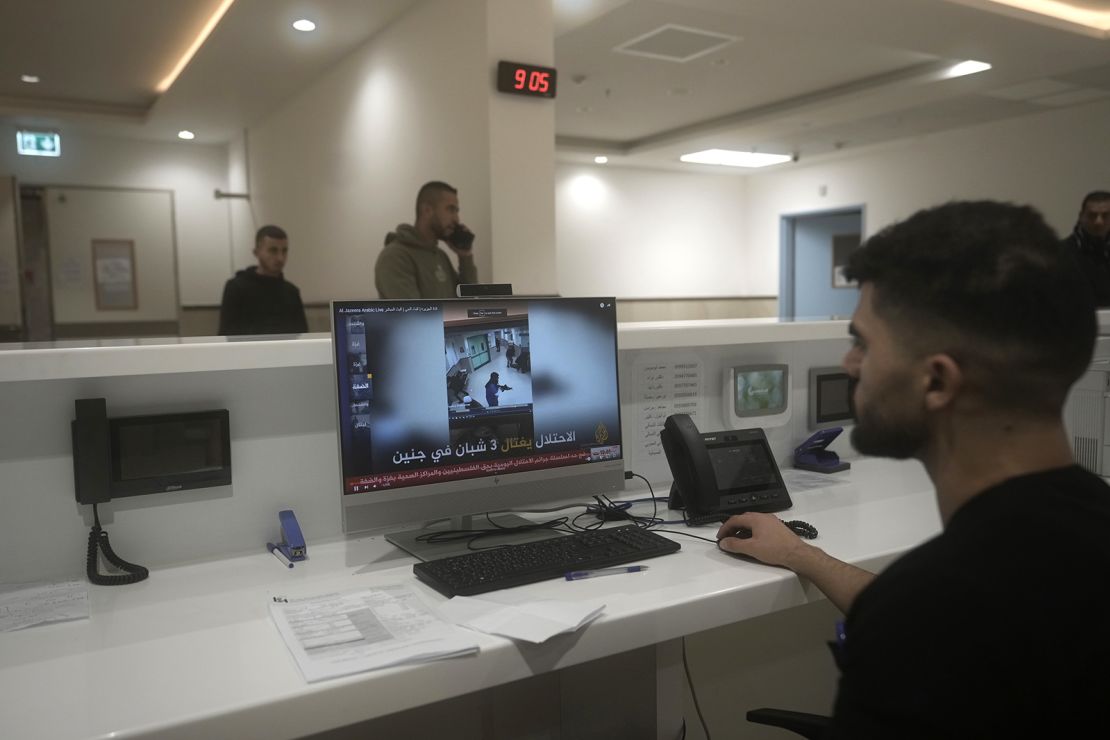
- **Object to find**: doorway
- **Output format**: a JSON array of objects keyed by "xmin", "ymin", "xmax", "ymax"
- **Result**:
[
  {"xmin": 18, "ymin": 186, "xmax": 53, "ymax": 341},
  {"xmin": 779, "ymin": 207, "xmax": 864, "ymax": 320}
]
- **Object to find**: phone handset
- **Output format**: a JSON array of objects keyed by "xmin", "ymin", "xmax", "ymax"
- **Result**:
[{"xmin": 659, "ymin": 414, "xmax": 716, "ymax": 515}]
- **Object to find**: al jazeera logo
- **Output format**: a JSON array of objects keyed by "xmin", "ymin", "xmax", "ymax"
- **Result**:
[{"xmin": 594, "ymin": 422, "xmax": 609, "ymax": 444}]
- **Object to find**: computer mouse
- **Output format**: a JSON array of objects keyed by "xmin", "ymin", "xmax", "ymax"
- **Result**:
[{"xmin": 718, "ymin": 526, "xmax": 753, "ymax": 541}]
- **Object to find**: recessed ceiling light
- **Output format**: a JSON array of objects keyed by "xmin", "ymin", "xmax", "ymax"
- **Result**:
[
  {"xmin": 20, "ymin": 74, "xmax": 39, "ymax": 84},
  {"xmin": 594, "ymin": 156, "xmax": 609, "ymax": 164},
  {"xmin": 679, "ymin": 149, "xmax": 792, "ymax": 168},
  {"xmin": 177, "ymin": 130, "xmax": 196, "ymax": 140},
  {"xmin": 947, "ymin": 60, "xmax": 992, "ymax": 78},
  {"xmin": 293, "ymin": 19, "xmax": 316, "ymax": 32}
]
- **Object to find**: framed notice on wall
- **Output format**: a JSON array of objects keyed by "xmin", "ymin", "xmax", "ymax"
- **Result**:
[{"xmin": 92, "ymin": 239, "xmax": 137, "ymax": 310}]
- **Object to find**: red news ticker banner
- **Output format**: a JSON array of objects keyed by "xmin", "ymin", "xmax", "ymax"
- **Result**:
[{"xmin": 346, "ymin": 449, "xmax": 593, "ymax": 494}]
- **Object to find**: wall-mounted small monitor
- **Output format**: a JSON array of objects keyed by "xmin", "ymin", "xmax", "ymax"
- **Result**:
[
  {"xmin": 723, "ymin": 363, "xmax": 790, "ymax": 429},
  {"xmin": 73, "ymin": 400, "xmax": 231, "ymax": 503},
  {"xmin": 808, "ymin": 366, "xmax": 854, "ymax": 430}
]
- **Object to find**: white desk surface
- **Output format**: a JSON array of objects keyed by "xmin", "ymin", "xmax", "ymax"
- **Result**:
[{"xmin": 0, "ymin": 458, "xmax": 937, "ymax": 740}]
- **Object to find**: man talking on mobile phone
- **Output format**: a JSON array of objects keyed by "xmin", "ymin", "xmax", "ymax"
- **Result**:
[{"xmin": 375, "ymin": 180, "xmax": 478, "ymax": 298}]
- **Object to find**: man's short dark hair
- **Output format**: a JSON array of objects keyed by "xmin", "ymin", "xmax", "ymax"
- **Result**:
[
  {"xmin": 844, "ymin": 200, "xmax": 1095, "ymax": 414},
  {"xmin": 415, "ymin": 181, "xmax": 457, "ymax": 219},
  {"xmin": 255, "ymin": 224, "xmax": 287, "ymax": 246},
  {"xmin": 1081, "ymin": 191, "xmax": 1110, "ymax": 211}
]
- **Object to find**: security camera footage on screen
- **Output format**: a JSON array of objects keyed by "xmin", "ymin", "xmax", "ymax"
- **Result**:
[
  {"xmin": 333, "ymin": 298, "xmax": 622, "ymax": 494},
  {"xmin": 733, "ymin": 366, "xmax": 787, "ymax": 417}
]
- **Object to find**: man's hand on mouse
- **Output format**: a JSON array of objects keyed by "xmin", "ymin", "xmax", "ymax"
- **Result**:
[{"xmin": 716, "ymin": 512, "xmax": 809, "ymax": 568}]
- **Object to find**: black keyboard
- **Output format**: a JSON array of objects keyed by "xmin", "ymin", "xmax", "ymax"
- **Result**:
[{"xmin": 412, "ymin": 525, "xmax": 680, "ymax": 598}]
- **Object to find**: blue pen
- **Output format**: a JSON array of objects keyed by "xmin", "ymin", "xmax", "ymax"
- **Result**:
[
  {"xmin": 268, "ymin": 542, "xmax": 294, "ymax": 568},
  {"xmin": 565, "ymin": 565, "xmax": 648, "ymax": 581}
]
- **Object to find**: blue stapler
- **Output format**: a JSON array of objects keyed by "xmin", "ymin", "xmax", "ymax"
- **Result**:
[
  {"xmin": 794, "ymin": 427, "xmax": 851, "ymax": 473},
  {"xmin": 273, "ymin": 509, "xmax": 307, "ymax": 561}
]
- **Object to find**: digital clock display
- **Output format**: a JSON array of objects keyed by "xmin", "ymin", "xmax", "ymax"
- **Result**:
[{"xmin": 496, "ymin": 61, "xmax": 557, "ymax": 99}]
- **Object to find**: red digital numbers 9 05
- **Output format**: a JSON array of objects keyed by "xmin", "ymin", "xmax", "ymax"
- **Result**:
[
  {"xmin": 513, "ymin": 68, "xmax": 550, "ymax": 94},
  {"xmin": 498, "ymin": 61, "xmax": 557, "ymax": 98}
]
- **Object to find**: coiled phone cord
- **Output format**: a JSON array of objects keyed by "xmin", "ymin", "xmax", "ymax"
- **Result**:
[{"xmin": 86, "ymin": 504, "xmax": 149, "ymax": 586}]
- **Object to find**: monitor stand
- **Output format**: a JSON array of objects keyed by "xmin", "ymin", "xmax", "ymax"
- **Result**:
[{"xmin": 386, "ymin": 513, "xmax": 566, "ymax": 562}]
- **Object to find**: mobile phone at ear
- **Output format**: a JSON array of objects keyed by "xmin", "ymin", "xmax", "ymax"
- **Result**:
[{"xmin": 447, "ymin": 226, "xmax": 475, "ymax": 250}]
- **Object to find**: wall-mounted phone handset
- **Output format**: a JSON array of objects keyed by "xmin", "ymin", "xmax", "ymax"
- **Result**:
[
  {"xmin": 73, "ymin": 398, "xmax": 149, "ymax": 586},
  {"xmin": 660, "ymin": 413, "xmax": 793, "ymax": 525}
]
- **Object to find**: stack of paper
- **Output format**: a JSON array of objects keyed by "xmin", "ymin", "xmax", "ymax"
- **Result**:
[{"xmin": 269, "ymin": 583, "xmax": 478, "ymax": 682}]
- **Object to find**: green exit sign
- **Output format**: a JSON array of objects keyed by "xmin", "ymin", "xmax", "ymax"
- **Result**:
[{"xmin": 16, "ymin": 130, "xmax": 61, "ymax": 157}]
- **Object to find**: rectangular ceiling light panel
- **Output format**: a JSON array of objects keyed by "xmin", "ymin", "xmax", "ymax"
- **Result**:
[{"xmin": 614, "ymin": 24, "xmax": 737, "ymax": 63}]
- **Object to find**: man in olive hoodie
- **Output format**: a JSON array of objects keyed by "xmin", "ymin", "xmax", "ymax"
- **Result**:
[{"xmin": 375, "ymin": 181, "xmax": 478, "ymax": 298}]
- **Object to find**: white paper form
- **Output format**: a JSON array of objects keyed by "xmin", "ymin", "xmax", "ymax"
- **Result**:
[
  {"xmin": 636, "ymin": 357, "xmax": 704, "ymax": 462},
  {"xmin": 0, "ymin": 581, "xmax": 89, "ymax": 632},
  {"xmin": 439, "ymin": 596, "xmax": 605, "ymax": 643},
  {"xmin": 269, "ymin": 584, "xmax": 479, "ymax": 683}
]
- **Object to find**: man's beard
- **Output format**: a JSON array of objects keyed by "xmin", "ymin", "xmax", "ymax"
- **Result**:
[{"xmin": 849, "ymin": 380, "xmax": 927, "ymax": 459}]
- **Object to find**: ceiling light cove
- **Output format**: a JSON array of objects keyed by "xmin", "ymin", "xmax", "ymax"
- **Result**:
[
  {"xmin": 293, "ymin": 19, "xmax": 316, "ymax": 32},
  {"xmin": 680, "ymin": 149, "xmax": 792, "ymax": 168},
  {"xmin": 156, "ymin": 0, "xmax": 236, "ymax": 93},
  {"xmin": 947, "ymin": 60, "xmax": 992, "ymax": 78},
  {"xmin": 978, "ymin": 0, "xmax": 1110, "ymax": 31}
]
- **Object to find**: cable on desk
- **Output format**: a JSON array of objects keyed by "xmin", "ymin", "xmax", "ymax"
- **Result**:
[
  {"xmin": 413, "ymin": 515, "xmax": 572, "ymax": 550},
  {"xmin": 411, "ymin": 470, "xmax": 681, "ymax": 550}
]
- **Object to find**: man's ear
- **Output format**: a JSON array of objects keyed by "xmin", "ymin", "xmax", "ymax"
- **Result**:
[{"xmin": 923, "ymin": 353, "xmax": 963, "ymax": 412}]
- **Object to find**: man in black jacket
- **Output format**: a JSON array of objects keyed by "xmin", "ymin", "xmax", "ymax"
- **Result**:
[
  {"xmin": 218, "ymin": 225, "xmax": 308, "ymax": 336},
  {"xmin": 1062, "ymin": 190, "xmax": 1110, "ymax": 306}
]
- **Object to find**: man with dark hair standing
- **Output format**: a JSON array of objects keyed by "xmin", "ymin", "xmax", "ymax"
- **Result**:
[
  {"xmin": 218, "ymin": 224, "xmax": 308, "ymax": 336},
  {"xmin": 375, "ymin": 181, "xmax": 478, "ymax": 298},
  {"xmin": 718, "ymin": 201, "xmax": 1110, "ymax": 737},
  {"xmin": 1062, "ymin": 190, "xmax": 1110, "ymax": 306}
]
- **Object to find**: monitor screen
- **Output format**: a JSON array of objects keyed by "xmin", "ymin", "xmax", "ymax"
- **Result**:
[
  {"xmin": 731, "ymin": 364, "xmax": 788, "ymax": 417},
  {"xmin": 808, "ymin": 366, "xmax": 854, "ymax": 430},
  {"xmin": 331, "ymin": 297, "xmax": 624, "ymax": 553}
]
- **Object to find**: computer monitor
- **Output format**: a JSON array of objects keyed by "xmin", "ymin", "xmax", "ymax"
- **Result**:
[{"xmin": 330, "ymin": 296, "xmax": 624, "ymax": 560}]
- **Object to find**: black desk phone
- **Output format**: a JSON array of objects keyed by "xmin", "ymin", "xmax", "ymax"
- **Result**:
[{"xmin": 660, "ymin": 414, "xmax": 793, "ymax": 525}]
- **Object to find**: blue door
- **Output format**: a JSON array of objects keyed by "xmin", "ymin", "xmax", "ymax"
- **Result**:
[{"xmin": 780, "ymin": 208, "xmax": 863, "ymax": 319}]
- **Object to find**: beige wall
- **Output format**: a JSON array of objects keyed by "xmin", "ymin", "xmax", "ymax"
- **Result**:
[{"xmin": 0, "ymin": 133, "xmax": 231, "ymax": 306}]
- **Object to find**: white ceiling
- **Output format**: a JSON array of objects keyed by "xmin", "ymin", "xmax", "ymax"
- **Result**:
[{"xmin": 1, "ymin": 0, "xmax": 1108, "ymax": 174}]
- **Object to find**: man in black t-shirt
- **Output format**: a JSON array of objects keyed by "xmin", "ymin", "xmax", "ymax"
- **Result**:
[
  {"xmin": 218, "ymin": 224, "xmax": 308, "ymax": 336},
  {"xmin": 718, "ymin": 201, "xmax": 1110, "ymax": 737}
]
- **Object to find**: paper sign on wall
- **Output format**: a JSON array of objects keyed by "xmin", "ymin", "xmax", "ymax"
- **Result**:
[{"xmin": 636, "ymin": 358, "xmax": 703, "ymax": 459}]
